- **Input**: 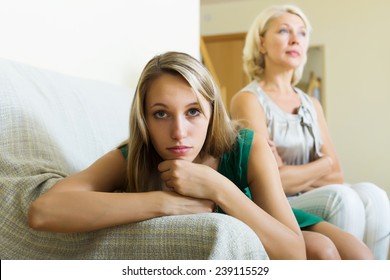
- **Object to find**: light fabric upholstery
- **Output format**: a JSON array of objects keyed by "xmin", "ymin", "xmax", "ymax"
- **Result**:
[{"xmin": 0, "ymin": 58, "xmax": 268, "ymax": 260}]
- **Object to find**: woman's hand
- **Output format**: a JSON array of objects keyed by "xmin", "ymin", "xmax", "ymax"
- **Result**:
[{"xmin": 158, "ymin": 159, "xmax": 226, "ymax": 201}]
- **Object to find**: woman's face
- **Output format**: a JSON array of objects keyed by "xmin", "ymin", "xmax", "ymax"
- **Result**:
[
  {"xmin": 145, "ymin": 73, "xmax": 211, "ymax": 162},
  {"xmin": 260, "ymin": 12, "xmax": 309, "ymax": 70}
]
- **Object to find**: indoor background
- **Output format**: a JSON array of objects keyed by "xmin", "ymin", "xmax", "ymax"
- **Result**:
[{"xmin": 201, "ymin": 0, "xmax": 390, "ymax": 198}]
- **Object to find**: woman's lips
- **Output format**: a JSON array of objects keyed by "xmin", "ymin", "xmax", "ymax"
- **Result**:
[
  {"xmin": 287, "ymin": 50, "xmax": 300, "ymax": 57},
  {"xmin": 167, "ymin": 146, "xmax": 192, "ymax": 155}
]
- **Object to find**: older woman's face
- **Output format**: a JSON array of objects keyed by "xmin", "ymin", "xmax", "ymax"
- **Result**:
[
  {"xmin": 145, "ymin": 73, "xmax": 211, "ymax": 162},
  {"xmin": 260, "ymin": 12, "xmax": 309, "ymax": 70}
]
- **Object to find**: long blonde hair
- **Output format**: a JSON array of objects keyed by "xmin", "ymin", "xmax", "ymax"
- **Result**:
[
  {"xmin": 243, "ymin": 4, "xmax": 312, "ymax": 85},
  {"xmin": 125, "ymin": 51, "xmax": 238, "ymax": 192}
]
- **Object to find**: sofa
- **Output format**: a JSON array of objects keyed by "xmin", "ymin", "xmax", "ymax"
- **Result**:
[{"xmin": 0, "ymin": 58, "xmax": 268, "ymax": 260}]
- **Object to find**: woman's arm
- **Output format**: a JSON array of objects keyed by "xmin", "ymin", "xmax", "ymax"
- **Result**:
[
  {"xmin": 267, "ymin": 139, "xmax": 334, "ymax": 194},
  {"xmin": 233, "ymin": 133, "xmax": 306, "ymax": 259},
  {"xmin": 159, "ymin": 134, "xmax": 306, "ymax": 260},
  {"xmin": 28, "ymin": 149, "xmax": 214, "ymax": 233},
  {"xmin": 277, "ymin": 156, "xmax": 334, "ymax": 195},
  {"xmin": 309, "ymin": 97, "xmax": 344, "ymax": 187},
  {"xmin": 230, "ymin": 92, "xmax": 342, "ymax": 195}
]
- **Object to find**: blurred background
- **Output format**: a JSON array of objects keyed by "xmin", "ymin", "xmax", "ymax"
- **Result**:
[{"xmin": 201, "ymin": 0, "xmax": 390, "ymax": 198}]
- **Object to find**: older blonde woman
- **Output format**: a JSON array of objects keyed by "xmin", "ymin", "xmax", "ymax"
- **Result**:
[{"xmin": 230, "ymin": 4, "xmax": 389, "ymax": 259}]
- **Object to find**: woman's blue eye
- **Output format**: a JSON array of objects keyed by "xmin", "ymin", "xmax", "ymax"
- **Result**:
[
  {"xmin": 154, "ymin": 111, "xmax": 167, "ymax": 119},
  {"xmin": 188, "ymin": 108, "xmax": 200, "ymax": 117},
  {"xmin": 279, "ymin": 28, "xmax": 289, "ymax": 34}
]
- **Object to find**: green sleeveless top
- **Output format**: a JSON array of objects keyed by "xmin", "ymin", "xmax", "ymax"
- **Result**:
[
  {"xmin": 119, "ymin": 129, "xmax": 322, "ymax": 228},
  {"xmin": 217, "ymin": 129, "xmax": 322, "ymax": 228}
]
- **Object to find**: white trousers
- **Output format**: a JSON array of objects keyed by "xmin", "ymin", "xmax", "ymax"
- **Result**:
[{"xmin": 288, "ymin": 183, "xmax": 390, "ymax": 259}]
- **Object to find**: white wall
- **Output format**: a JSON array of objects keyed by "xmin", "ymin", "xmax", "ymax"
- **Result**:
[
  {"xmin": 0, "ymin": 0, "xmax": 200, "ymax": 89},
  {"xmin": 201, "ymin": 0, "xmax": 390, "ymax": 197}
]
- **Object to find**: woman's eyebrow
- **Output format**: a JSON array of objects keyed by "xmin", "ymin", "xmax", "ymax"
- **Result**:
[
  {"xmin": 279, "ymin": 22, "xmax": 306, "ymax": 29},
  {"xmin": 186, "ymin": 102, "xmax": 201, "ymax": 107},
  {"xmin": 150, "ymin": 101, "xmax": 200, "ymax": 108},
  {"xmin": 150, "ymin": 103, "xmax": 168, "ymax": 108}
]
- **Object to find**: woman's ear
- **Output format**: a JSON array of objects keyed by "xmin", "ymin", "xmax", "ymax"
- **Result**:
[{"xmin": 259, "ymin": 36, "xmax": 267, "ymax": 54}]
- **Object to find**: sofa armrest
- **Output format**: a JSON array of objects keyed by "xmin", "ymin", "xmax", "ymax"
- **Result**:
[
  {"xmin": 1, "ymin": 211, "xmax": 268, "ymax": 260},
  {"xmin": 84, "ymin": 213, "xmax": 268, "ymax": 260}
]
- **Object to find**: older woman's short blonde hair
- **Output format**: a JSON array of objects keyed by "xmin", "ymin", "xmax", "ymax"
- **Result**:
[
  {"xmin": 243, "ymin": 4, "xmax": 312, "ymax": 85},
  {"xmin": 125, "ymin": 51, "xmax": 238, "ymax": 192}
]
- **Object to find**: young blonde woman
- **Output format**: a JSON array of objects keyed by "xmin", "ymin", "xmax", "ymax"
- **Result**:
[
  {"xmin": 29, "ymin": 51, "xmax": 371, "ymax": 259},
  {"xmin": 28, "ymin": 51, "xmax": 306, "ymax": 260},
  {"xmin": 230, "ymin": 4, "xmax": 387, "ymax": 259}
]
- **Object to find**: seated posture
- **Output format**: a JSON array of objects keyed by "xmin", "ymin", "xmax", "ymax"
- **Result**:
[
  {"xmin": 28, "ymin": 51, "xmax": 305, "ymax": 260},
  {"xmin": 230, "ymin": 4, "xmax": 388, "ymax": 259},
  {"xmin": 28, "ymin": 51, "xmax": 370, "ymax": 260}
]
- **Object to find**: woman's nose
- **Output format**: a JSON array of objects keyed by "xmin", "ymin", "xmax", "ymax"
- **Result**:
[
  {"xmin": 290, "ymin": 31, "xmax": 300, "ymax": 45},
  {"xmin": 171, "ymin": 116, "xmax": 187, "ymax": 140}
]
